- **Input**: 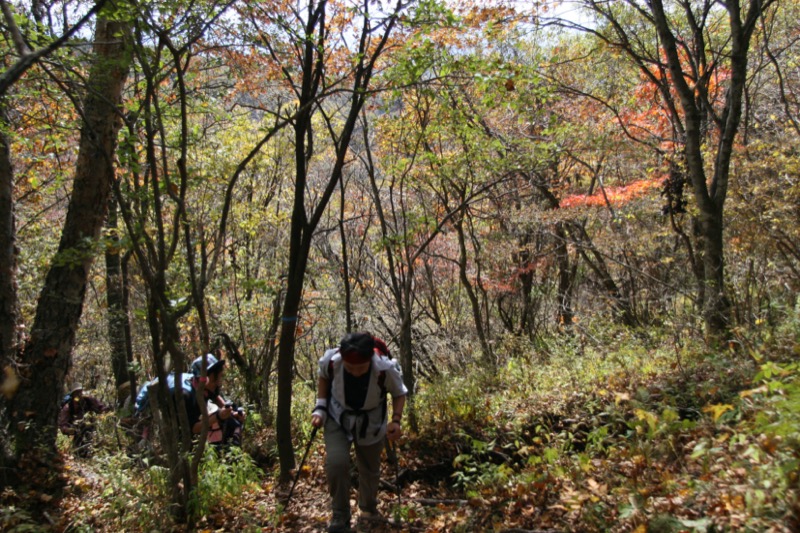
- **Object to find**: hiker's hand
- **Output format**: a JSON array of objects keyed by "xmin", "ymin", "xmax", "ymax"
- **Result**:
[
  {"xmin": 218, "ymin": 406, "xmax": 233, "ymax": 420},
  {"xmin": 311, "ymin": 399, "xmax": 327, "ymax": 427},
  {"xmin": 387, "ymin": 421, "xmax": 402, "ymax": 441}
]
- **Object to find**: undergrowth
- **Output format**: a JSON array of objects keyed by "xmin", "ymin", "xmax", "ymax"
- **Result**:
[
  {"xmin": 57, "ymin": 446, "xmax": 262, "ymax": 532},
  {"xmin": 13, "ymin": 306, "xmax": 799, "ymax": 532},
  {"xmin": 413, "ymin": 313, "xmax": 800, "ymax": 532}
]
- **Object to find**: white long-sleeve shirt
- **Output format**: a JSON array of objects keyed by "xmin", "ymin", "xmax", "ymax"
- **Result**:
[{"xmin": 318, "ymin": 348, "xmax": 408, "ymax": 445}]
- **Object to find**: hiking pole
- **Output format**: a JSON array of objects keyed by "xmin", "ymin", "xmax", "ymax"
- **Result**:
[
  {"xmin": 285, "ymin": 425, "xmax": 319, "ymax": 507},
  {"xmin": 386, "ymin": 438, "xmax": 402, "ymax": 526}
]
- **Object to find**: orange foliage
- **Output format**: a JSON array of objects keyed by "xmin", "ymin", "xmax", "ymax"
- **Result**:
[
  {"xmin": 559, "ymin": 176, "xmax": 665, "ymax": 209},
  {"xmin": 621, "ymin": 47, "xmax": 732, "ymax": 151}
]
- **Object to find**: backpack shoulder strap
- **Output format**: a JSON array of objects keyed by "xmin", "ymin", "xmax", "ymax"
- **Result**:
[
  {"xmin": 327, "ymin": 358, "xmax": 335, "ymax": 404},
  {"xmin": 378, "ymin": 370, "xmax": 387, "ymax": 396},
  {"xmin": 378, "ymin": 369, "xmax": 388, "ymax": 426}
]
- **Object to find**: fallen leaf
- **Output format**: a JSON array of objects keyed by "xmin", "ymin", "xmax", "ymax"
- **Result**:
[
  {"xmin": 740, "ymin": 385, "xmax": 767, "ymax": 398},
  {"xmin": 702, "ymin": 403, "xmax": 733, "ymax": 421}
]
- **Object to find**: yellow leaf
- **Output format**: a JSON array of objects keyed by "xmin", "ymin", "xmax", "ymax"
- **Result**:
[
  {"xmin": 587, "ymin": 478, "xmax": 608, "ymax": 496},
  {"xmin": 634, "ymin": 409, "xmax": 658, "ymax": 432},
  {"xmin": 702, "ymin": 403, "xmax": 733, "ymax": 421},
  {"xmin": 614, "ymin": 392, "xmax": 630, "ymax": 404},
  {"xmin": 740, "ymin": 386, "xmax": 767, "ymax": 398}
]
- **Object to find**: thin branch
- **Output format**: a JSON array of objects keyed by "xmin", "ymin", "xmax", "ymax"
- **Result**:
[{"xmin": 0, "ymin": 0, "xmax": 107, "ymax": 96}]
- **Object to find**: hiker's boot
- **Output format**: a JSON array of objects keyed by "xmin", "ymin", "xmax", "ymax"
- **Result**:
[
  {"xmin": 327, "ymin": 513, "xmax": 351, "ymax": 533},
  {"xmin": 356, "ymin": 510, "xmax": 386, "ymax": 532}
]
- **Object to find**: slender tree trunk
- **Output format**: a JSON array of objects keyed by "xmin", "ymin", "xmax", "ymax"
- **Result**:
[
  {"xmin": 274, "ymin": 0, "xmax": 320, "ymax": 476},
  {"xmin": 454, "ymin": 214, "xmax": 493, "ymax": 368},
  {"xmin": 554, "ymin": 223, "xmax": 576, "ymax": 332},
  {"xmin": 258, "ymin": 292, "xmax": 282, "ymax": 423},
  {"xmin": 339, "ymin": 178, "xmax": 354, "ymax": 332},
  {"xmin": 106, "ymin": 198, "xmax": 131, "ymax": 407},
  {"xmin": 398, "ymin": 276, "xmax": 416, "ymax": 430},
  {"xmin": 121, "ymin": 254, "xmax": 136, "ymax": 406},
  {"xmin": 8, "ymin": 15, "xmax": 131, "ymax": 465},
  {"xmin": 273, "ymin": 0, "xmax": 402, "ymax": 481},
  {"xmin": 0, "ymin": 104, "xmax": 19, "ymax": 484},
  {"xmin": 0, "ymin": 104, "xmax": 17, "ymax": 367},
  {"xmin": 276, "ymin": 259, "xmax": 307, "ymax": 481}
]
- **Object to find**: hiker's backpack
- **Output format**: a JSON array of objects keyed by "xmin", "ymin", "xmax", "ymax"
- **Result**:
[{"xmin": 134, "ymin": 372, "xmax": 193, "ymax": 415}]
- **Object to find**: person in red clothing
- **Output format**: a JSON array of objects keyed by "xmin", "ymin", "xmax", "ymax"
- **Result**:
[{"xmin": 58, "ymin": 385, "xmax": 108, "ymax": 456}]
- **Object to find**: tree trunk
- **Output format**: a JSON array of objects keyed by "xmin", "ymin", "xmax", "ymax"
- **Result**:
[
  {"xmin": 106, "ymin": 198, "xmax": 132, "ymax": 407},
  {"xmin": 554, "ymin": 223, "xmax": 577, "ymax": 332},
  {"xmin": 339, "ymin": 177, "xmax": 354, "ymax": 332},
  {"xmin": 454, "ymin": 214, "xmax": 494, "ymax": 368},
  {"xmin": 276, "ymin": 263, "xmax": 306, "ymax": 481},
  {"xmin": 700, "ymin": 206, "xmax": 730, "ymax": 336},
  {"xmin": 8, "ymin": 14, "xmax": 130, "ymax": 466},
  {"xmin": 648, "ymin": 0, "xmax": 763, "ymax": 337},
  {"xmin": 398, "ymin": 279, "xmax": 417, "ymax": 430},
  {"xmin": 0, "ymin": 104, "xmax": 16, "ymax": 368},
  {"xmin": 0, "ymin": 105, "xmax": 19, "ymax": 484},
  {"xmin": 272, "ymin": 0, "xmax": 402, "ymax": 480},
  {"xmin": 578, "ymin": 0, "xmax": 771, "ymax": 339}
]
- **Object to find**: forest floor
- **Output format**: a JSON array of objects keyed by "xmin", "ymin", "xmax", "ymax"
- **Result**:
[
  {"xmin": 4, "ymin": 338, "xmax": 800, "ymax": 532},
  {"xmin": 54, "ymin": 430, "xmax": 517, "ymax": 533}
]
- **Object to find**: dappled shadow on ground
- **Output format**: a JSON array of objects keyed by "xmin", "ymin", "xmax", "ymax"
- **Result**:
[
  {"xmin": 193, "ymin": 435, "xmax": 488, "ymax": 532},
  {"xmin": 5, "ymin": 354, "xmax": 796, "ymax": 532},
  {"xmin": 45, "ymin": 437, "xmax": 494, "ymax": 533},
  {"xmin": 38, "ymin": 431, "xmax": 556, "ymax": 533}
]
